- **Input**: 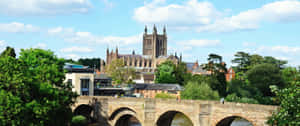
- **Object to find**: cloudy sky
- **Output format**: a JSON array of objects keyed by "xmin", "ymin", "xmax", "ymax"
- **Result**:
[{"xmin": 1, "ymin": 0, "xmax": 300, "ymax": 66}]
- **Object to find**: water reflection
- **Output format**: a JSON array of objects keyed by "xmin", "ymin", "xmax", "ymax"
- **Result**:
[
  {"xmin": 129, "ymin": 114, "xmax": 252, "ymax": 126},
  {"xmin": 231, "ymin": 119, "xmax": 253, "ymax": 126},
  {"xmin": 171, "ymin": 113, "xmax": 193, "ymax": 126}
]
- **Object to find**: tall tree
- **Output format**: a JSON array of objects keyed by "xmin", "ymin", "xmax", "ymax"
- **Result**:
[
  {"xmin": 203, "ymin": 53, "xmax": 227, "ymax": 97},
  {"xmin": 0, "ymin": 48, "xmax": 77, "ymax": 126},
  {"xmin": 263, "ymin": 56, "xmax": 287, "ymax": 69},
  {"xmin": 232, "ymin": 51, "xmax": 251, "ymax": 73},
  {"xmin": 174, "ymin": 62, "xmax": 188, "ymax": 85},
  {"xmin": 105, "ymin": 59, "xmax": 135, "ymax": 84},
  {"xmin": 155, "ymin": 60, "xmax": 177, "ymax": 84},
  {"xmin": 246, "ymin": 63, "xmax": 284, "ymax": 97},
  {"xmin": 0, "ymin": 46, "xmax": 16, "ymax": 58}
]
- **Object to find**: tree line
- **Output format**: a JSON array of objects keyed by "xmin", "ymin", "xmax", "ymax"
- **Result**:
[
  {"xmin": 154, "ymin": 51, "xmax": 299, "ymax": 125},
  {"xmin": 0, "ymin": 46, "xmax": 298, "ymax": 125}
]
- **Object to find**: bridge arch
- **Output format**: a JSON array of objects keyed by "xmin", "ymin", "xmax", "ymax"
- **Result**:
[
  {"xmin": 156, "ymin": 110, "xmax": 194, "ymax": 126},
  {"xmin": 73, "ymin": 104, "xmax": 94, "ymax": 122},
  {"xmin": 215, "ymin": 115, "xmax": 255, "ymax": 126},
  {"xmin": 109, "ymin": 107, "xmax": 142, "ymax": 126}
]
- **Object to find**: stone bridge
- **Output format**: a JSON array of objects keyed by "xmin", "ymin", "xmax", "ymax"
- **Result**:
[{"xmin": 72, "ymin": 96, "xmax": 277, "ymax": 126}]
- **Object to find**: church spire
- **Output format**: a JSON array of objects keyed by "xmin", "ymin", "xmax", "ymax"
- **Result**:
[
  {"xmin": 153, "ymin": 24, "xmax": 157, "ymax": 34},
  {"xmin": 163, "ymin": 25, "xmax": 166, "ymax": 35},
  {"xmin": 144, "ymin": 25, "xmax": 147, "ymax": 34},
  {"xmin": 116, "ymin": 46, "xmax": 118, "ymax": 54}
]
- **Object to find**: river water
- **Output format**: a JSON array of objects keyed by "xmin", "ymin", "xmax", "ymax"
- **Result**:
[{"xmin": 131, "ymin": 113, "xmax": 252, "ymax": 126}]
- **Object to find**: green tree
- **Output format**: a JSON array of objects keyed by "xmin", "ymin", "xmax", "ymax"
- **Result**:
[
  {"xmin": 0, "ymin": 48, "xmax": 77, "ymax": 126},
  {"xmin": 181, "ymin": 81, "xmax": 219, "ymax": 100},
  {"xmin": 78, "ymin": 58, "xmax": 102, "ymax": 71},
  {"xmin": 281, "ymin": 67, "xmax": 300, "ymax": 86},
  {"xmin": 105, "ymin": 59, "xmax": 136, "ymax": 84},
  {"xmin": 0, "ymin": 46, "xmax": 16, "ymax": 58},
  {"xmin": 246, "ymin": 63, "xmax": 284, "ymax": 97},
  {"xmin": 155, "ymin": 60, "xmax": 177, "ymax": 84},
  {"xmin": 203, "ymin": 53, "xmax": 227, "ymax": 97},
  {"xmin": 232, "ymin": 51, "xmax": 251, "ymax": 73},
  {"xmin": 263, "ymin": 56, "xmax": 287, "ymax": 69},
  {"xmin": 268, "ymin": 83, "xmax": 300, "ymax": 125},
  {"xmin": 249, "ymin": 54, "xmax": 264, "ymax": 67},
  {"xmin": 174, "ymin": 62, "xmax": 188, "ymax": 85}
]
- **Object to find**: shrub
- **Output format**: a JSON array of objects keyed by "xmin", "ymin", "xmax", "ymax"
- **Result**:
[
  {"xmin": 155, "ymin": 93, "xmax": 176, "ymax": 99},
  {"xmin": 71, "ymin": 115, "xmax": 87, "ymax": 126}
]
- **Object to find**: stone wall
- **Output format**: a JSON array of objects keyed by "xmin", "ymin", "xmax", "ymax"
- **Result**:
[{"xmin": 73, "ymin": 96, "xmax": 278, "ymax": 126}]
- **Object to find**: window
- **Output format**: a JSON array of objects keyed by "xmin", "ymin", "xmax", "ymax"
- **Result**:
[{"xmin": 80, "ymin": 79, "xmax": 89, "ymax": 96}]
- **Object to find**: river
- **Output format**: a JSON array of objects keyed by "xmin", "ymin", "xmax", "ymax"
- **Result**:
[{"xmin": 130, "ymin": 113, "xmax": 252, "ymax": 126}]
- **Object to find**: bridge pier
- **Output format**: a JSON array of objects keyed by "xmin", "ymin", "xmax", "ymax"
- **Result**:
[{"xmin": 143, "ymin": 99, "xmax": 156, "ymax": 126}]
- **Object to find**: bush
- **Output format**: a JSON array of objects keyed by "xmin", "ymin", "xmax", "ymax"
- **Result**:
[
  {"xmin": 225, "ymin": 93, "xmax": 259, "ymax": 104},
  {"xmin": 71, "ymin": 115, "xmax": 87, "ymax": 126},
  {"xmin": 155, "ymin": 93, "xmax": 176, "ymax": 99},
  {"xmin": 181, "ymin": 81, "xmax": 219, "ymax": 100}
]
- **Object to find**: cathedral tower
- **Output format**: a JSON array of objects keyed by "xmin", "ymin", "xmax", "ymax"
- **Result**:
[{"xmin": 143, "ymin": 25, "xmax": 167, "ymax": 58}]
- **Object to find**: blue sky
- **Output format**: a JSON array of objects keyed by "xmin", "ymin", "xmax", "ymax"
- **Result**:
[{"xmin": 1, "ymin": 0, "xmax": 300, "ymax": 66}]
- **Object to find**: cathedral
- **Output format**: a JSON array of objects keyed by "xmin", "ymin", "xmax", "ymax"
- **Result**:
[{"xmin": 103, "ymin": 25, "xmax": 181, "ymax": 83}]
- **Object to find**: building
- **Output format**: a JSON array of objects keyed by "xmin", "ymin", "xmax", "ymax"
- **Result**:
[
  {"xmin": 186, "ymin": 60, "xmax": 211, "ymax": 75},
  {"xmin": 133, "ymin": 83, "xmax": 182, "ymax": 98},
  {"xmin": 225, "ymin": 67, "xmax": 235, "ymax": 81},
  {"xmin": 64, "ymin": 63, "xmax": 117, "ymax": 96},
  {"xmin": 104, "ymin": 25, "xmax": 181, "ymax": 83}
]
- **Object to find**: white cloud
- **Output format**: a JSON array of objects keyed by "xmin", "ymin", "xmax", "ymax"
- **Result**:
[
  {"xmin": 178, "ymin": 39, "xmax": 221, "ymax": 47},
  {"xmin": 134, "ymin": 0, "xmax": 300, "ymax": 32},
  {"xmin": 64, "ymin": 54, "xmax": 81, "ymax": 60},
  {"xmin": 48, "ymin": 27, "xmax": 141, "ymax": 46},
  {"xmin": 134, "ymin": 0, "xmax": 222, "ymax": 28},
  {"xmin": 197, "ymin": 0, "xmax": 300, "ymax": 32},
  {"xmin": 242, "ymin": 42, "xmax": 256, "ymax": 47},
  {"xmin": 33, "ymin": 43, "xmax": 47, "ymax": 49},
  {"xmin": 257, "ymin": 45, "xmax": 300, "ymax": 54},
  {"xmin": 0, "ymin": 22, "xmax": 39, "ymax": 33},
  {"xmin": 60, "ymin": 46, "xmax": 94, "ymax": 53},
  {"xmin": 0, "ymin": 40, "xmax": 5, "ymax": 46},
  {"xmin": 101, "ymin": 0, "xmax": 114, "ymax": 9},
  {"xmin": 0, "ymin": 0, "xmax": 92, "ymax": 16}
]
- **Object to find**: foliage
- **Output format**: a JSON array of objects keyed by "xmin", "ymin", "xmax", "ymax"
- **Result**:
[
  {"xmin": 232, "ymin": 52, "xmax": 287, "ymax": 73},
  {"xmin": 181, "ymin": 81, "xmax": 219, "ymax": 100},
  {"xmin": 105, "ymin": 59, "xmax": 136, "ymax": 84},
  {"xmin": 246, "ymin": 63, "xmax": 284, "ymax": 97},
  {"xmin": 232, "ymin": 51, "xmax": 251, "ymax": 73},
  {"xmin": 155, "ymin": 60, "xmax": 177, "ymax": 83},
  {"xmin": 227, "ymin": 79, "xmax": 252, "ymax": 98},
  {"xmin": 155, "ymin": 93, "xmax": 176, "ymax": 99},
  {"xmin": 174, "ymin": 62, "xmax": 188, "ymax": 85},
  {"xmin": 281, "ymin": 67, "xmax": 300, "ymax": 86},
  {"xmin": 0, "ymin": 46, "xmax": 16, "ymax": 58},
  {"xmin": 71, "ymin": 115, "xmax": 88, "ymax": 126},
  {"xmin": 267, "ymin": 83, "xmax": 300, "ymax": 125},
  {"xmin": 0, "ymin": 48, "xmax": 77, "ymax": 126},
  {"xmin": 225, "ymin": 93, "xmax": 259, "ymax": 104},
  {"xmin": 203, "ymin": 53, "xmax": 227, "ymax": 97},
  {"xmin": 78, "ymin": 58, "xmax": 103, "ymax": 71}
]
